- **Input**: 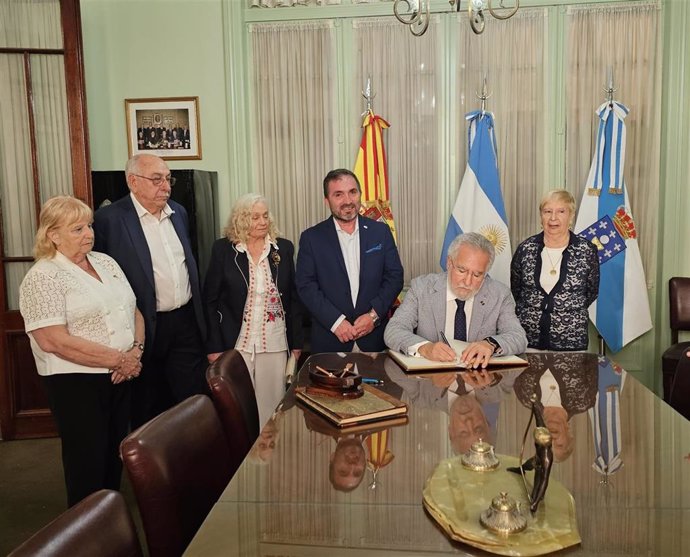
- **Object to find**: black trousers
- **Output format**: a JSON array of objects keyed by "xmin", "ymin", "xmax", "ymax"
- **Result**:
[
  {"xmin": 131, "ymin": 301, "xmax": 208, "ymax": 429},
  {"xmin": 43, "ymin": 373, "xmax": 130, "ymax": 508}
]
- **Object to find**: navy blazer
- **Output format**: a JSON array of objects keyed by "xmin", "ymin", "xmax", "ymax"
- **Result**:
[
  {"xmin": 93, "ymin": 195, "xmax": 206, "ymax": 355},
  {"xmin": 295, "ymin": 215, "xmax": 404, "ymax": 353},
  {"xmin": 202, "ymin": 237, "xmax": 303, "ymax": 354}
]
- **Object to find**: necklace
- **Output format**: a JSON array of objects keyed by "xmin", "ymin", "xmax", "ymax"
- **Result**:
[{"xmin": 544, "ymin": 248, "xmax": 562, "ymax": 276}]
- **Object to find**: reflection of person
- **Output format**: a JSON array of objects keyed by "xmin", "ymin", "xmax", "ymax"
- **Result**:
[
  {"xmin": 385, "ymin": 232, "xmax": 527, "ymax": 368},
  {"xmin": 330, "ymin": 436, "xmax": 367, "ymax": 492},
  {"xmin": 19, "ymin": 197, "xmax": 144, "ymax": 507},
  {"xmin": 296, "ymin": 169, "xmax": 403, "ymax": 353},
  {"xmin": 514, "ymin": 353, "xmax": 598, "ymax": 461},
  {"xmin": 448, "ymin": 393, "xmax": 493, "ymax": 455},
  {"xmin": 247, "ymin": 412, "xmax": 282, "ymax": 464},
  {"xmin": 203, "ymin": 193, "xmax": 303, "ymax": 427},
  {"xmin": 93, "ymin": 154, "xmax": 207, "ymax": 428},
  {"xmin": 511, "ymin": 190, "xmax": 599, "ymax": 351}
]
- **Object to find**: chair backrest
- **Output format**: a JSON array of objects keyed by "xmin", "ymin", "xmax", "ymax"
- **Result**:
[
  {"xmin": 206, "ymin": 349, "xmax": 260, "ymax": 471},
  {"xmin": 120, "ymin": 395, "xmax": 232, "ymax": 557},
  {"xmin": 8, "ymin": 490, "xmax": 142, "ymax": 557},
  {"xmin": 669, "ymin": 352, "xmax": 690, "ymax": 420},
  {"xmin": 669, "ymin": 277, "xmax": 690, "ymax": 344}
]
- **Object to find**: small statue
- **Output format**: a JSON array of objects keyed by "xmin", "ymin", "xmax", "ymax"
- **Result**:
[{"xmin": 508, "ymin": 395, "xmax": 554, "ymax": 514}]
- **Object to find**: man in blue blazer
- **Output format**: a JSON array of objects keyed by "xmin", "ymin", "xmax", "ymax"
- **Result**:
[
  {"xmin": 93, "ymin": 154, "xmax": 207, "ymax": 428},
  {"xmin": 296, "ymin": 169, "xmax": 404, "ymax": 353},
  {"xmin": 384, "ymin": 232, "xmax": 527, "ymax": 368}
]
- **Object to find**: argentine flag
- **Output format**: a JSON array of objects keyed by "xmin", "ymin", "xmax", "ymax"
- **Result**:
[
  {"xmin": 440, "ymin": 111, "xmax": 511, "ymax": 285},
  {"xmin": 574, "ymin": 101, "xmax": 652, "ymax": 352}
]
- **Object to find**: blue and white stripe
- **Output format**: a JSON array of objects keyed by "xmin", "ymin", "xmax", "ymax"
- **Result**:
[
  {"xmin": 440, "ymin": 111, "xmax": 511, "ymax": 285},
  {"xmin": 575, "ymin": 101, "xmax": 652, "ymax": 352}
]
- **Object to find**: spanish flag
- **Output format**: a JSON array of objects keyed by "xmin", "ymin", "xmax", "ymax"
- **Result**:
[{"xmin": 354, "ymin": 109, "xmax": 398, "ymax": 242}]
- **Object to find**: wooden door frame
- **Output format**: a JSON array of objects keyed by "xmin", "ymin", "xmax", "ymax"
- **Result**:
[{"xmin": 0, "ymin": 0, "xmax": 92, "ymax": 439}]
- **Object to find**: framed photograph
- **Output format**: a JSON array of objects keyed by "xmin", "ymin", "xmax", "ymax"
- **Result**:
[{"xmin": 125, "ymin": 96, "xmax": 202, "ymax": 160}]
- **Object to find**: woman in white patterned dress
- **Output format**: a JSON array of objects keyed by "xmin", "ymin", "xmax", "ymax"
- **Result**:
[
  {"xmin": 19, "ymin": 196, "xmax": 144, "ymax": 507},
  {"xmin": 203, "ymin": 193, "xmax": 303, "ymax": 428}
]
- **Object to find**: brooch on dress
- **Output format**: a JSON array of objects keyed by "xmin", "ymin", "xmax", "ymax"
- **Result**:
[{"xmin": 271, "ymin": 251, "xmax": 281, "ymax": 269}]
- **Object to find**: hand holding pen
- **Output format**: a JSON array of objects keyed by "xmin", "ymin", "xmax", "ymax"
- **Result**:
[{"xmin": 417, "ymin": 331, "xmax": 458, "ymax": 362}]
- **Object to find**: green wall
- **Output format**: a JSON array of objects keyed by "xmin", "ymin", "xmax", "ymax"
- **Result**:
[
  {"xmin": 79, "ymin": 0, "xmax": 690, "ymax": 393},
  {"xmin": 81, "ymin": 0, "xmax": 233, "ymax": 227}
]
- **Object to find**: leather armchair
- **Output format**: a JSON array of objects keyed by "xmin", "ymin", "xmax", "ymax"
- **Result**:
[
  {"xmin": 120, "ymin": 395, "xmax": 232, "ymax": 557},
  {"xmin": 206, "ymin": 349, "xmax": 260, "ymax": 474},
  {"xmin": 661, "ymin": 277, "xmax": 690, "ymax": 401},
  {"xmin": 8, "ymin": 490, "xmax": 142, "ymax": 557}
]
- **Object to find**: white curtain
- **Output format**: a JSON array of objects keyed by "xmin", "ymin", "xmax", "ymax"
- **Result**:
[
  {"xmin": 0, "ymin": 1, "xmax": 71, "ymax": 309},
  {"xmin": 455, "ymin": 8, "xmax": 548, "ymax": 253},
  {"xmin": 353, "ymin": 16, "xmax": 440, "ymax": 283},
  {"xmin": 249, "ymin": 21, "xmax": 337, "ymax": 245},
  {"xmin": 565, "ymin": 1, "xmax": 661, "ymax": 283},
  {"xmin": 0, "ymin": 0, "xmax": 62, "ymax": 49}
]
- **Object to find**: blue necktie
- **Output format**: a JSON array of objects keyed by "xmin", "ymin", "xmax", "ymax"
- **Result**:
[{"xmin": 454, "ymin": 299, "xmax": 467, "ymax": 341}]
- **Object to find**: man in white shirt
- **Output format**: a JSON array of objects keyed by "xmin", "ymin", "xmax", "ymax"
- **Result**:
[
  {"xmin": 296, "ymin": 169, "xmax": 404, "ymax": 353},
  {"xmin": 94, "ymin": 154, "xmax": 207, "ymax": 428}
]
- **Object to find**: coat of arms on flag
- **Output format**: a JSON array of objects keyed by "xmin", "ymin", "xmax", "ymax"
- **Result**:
[{"xmin": 578, "ymin": 206, "xmax": 637, "ymax": 265}]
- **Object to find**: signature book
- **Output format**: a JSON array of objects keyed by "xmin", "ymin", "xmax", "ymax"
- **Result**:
[
  {"xmin": 295, "ymin": 385, "xmax": 408, "ymax": 428},
  {"xmin": 387, "ymin": 339, "xmax": 528, "ymax": 372}
]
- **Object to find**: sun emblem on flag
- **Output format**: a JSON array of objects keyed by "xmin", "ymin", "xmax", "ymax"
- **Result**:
[{"xmin": 478, "ymin": 225, "xmax": 508, "ymax": 254}]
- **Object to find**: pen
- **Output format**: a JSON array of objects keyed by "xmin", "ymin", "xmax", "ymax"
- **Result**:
[
  {"xmin": 439, "ymin": 331, "xmax": 452, "ymax": 347},
  {"xmin": 439, "ymin": 331, "xmax": 460, "ymax": 364},
  {"xmin": 362, "ymin": 378, "xmax": 384, "ymax": 386}
]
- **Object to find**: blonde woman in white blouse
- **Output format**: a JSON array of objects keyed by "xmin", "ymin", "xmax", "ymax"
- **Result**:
[{"xmin": 19, "ymin": 196, "xmax": 144, "ymax": 507}]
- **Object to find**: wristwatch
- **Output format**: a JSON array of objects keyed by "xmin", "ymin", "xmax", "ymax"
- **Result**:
[
  {"xmin": 483, "ymin": 336, "xmax": 500, "ymax": 354},
  {"xmin": 368, "ymin": 309, "xmax": 380, "ymax": 327}
]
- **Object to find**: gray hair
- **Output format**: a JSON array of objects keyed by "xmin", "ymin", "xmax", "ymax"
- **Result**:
[{"xmin": 447, "ymin": 232, "xmax": 496, "ymax": 269}]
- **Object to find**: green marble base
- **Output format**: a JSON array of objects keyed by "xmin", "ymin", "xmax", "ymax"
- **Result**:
[{"xmin": 423, "ymin": 455, "xmax": 580, "ymax": 556}]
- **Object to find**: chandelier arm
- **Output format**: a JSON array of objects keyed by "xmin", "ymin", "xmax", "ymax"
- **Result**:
[
  {"xmin": 488, "ymin": 0, "xmax": 520, "ymax": 21},
  {"xmin": 410, "ymin": 1, "xmax": 431, "ymax": 36},
  {"xmin": 393, "ymin": 0, "xmax": 423, "ymax": 26}
]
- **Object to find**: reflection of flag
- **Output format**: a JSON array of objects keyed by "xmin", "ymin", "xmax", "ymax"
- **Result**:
[
  {"xmin": 589, "ymin": 356, "xmax": 625, "ymax": 476},
  {"xmin": 574, "ymin": 101, "xmax": 652, "ymax": 352},
  {"xmin": 440, "ymin": 111, "xmax": 511, "ymax": 284},
  {"xmin": 354, "ymin": 109, "xmax": 398, "ymax": 241}
]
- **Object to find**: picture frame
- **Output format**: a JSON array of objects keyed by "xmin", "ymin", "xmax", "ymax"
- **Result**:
[{"xmin": 125, "ymin": 96, "xmax": 202, "ymax": 160}]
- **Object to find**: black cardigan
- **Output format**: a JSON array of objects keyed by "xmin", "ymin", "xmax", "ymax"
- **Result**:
[
  {"xmin": 202, "ymin": 237, "xmax": 303, "ymax": 354},
  {"xmin": 510, "ymin": 231, "xmax": 599, "ymax": 351}
]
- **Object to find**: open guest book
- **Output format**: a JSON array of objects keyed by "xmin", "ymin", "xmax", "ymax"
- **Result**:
[
  {"xmin": 387, "ymin": 339, "xmax": 528, "ymax": 372},
  {"xmin": 295, "ymin": 384, "xmax": 408, "ymax": 428}
]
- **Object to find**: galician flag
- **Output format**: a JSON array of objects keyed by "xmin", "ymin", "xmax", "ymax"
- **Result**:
[
  {"xmin": 440, "ymin": 111, "xmax": 511, "ymax": 284},
  {"xmin": 354, "ymin": 109, "xmax": 398, "ymax": 241},
  {"xmin": 574, "ymin": 101, "xmax": 652, "ymax": 352}
]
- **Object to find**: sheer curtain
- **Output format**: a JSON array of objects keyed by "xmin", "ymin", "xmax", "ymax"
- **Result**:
[
  {"xmin": 565, "ymin": 1, "xmax": 661, "ymax": 283},
  {"xmin": 249, "ymin": 21, "xmax": 337, "ymax": 245},
  {"xmin": 353, "ymin": 16, "xmax": 440, "ymax": 282},
  {"xmin": 455, "ymin": 8, "xmax": 548, "ymax": 251},
  {"xmin": 0, "ymin": 0, "xmax": 72, "ymax": 309}
]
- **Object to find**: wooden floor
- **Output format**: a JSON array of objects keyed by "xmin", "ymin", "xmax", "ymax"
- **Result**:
[{"xmin": 0, "ymin": 437, "xmax": 145, "ymax": 555}]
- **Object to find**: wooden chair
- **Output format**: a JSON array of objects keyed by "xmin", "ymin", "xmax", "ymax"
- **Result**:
[
  {"xmin": 206, "ymin": 349, "xmax": 260, "ymax": 474},
  {"xmin": 661, "ymin": 277, "xmax": 690, "ymax": 400},
  {"xmin": 120, "ymin": 395, "xmax": 232, "ymax": 557},
  {"xmin": 8, "ymin": 490, "xmax": 142, "ymax": 557}
]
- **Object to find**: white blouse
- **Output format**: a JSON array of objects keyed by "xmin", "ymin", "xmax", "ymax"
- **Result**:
[
  {"xmin": 19, "ymin": 251, "xmax": 137, "ymax": 376},
  {"xmin": 235, "ymin": 239, "xmax": 287, "ymax": 356}
]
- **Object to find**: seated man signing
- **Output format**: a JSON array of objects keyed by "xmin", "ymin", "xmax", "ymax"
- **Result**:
[{"xmin": 384, "ymin": 232, "xmax": 527, "ymax": 368}]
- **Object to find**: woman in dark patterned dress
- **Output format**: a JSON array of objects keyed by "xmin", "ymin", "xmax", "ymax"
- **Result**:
[{"xmin": 511, "ymin": 190, "xmax": 599, "ymax": 351}]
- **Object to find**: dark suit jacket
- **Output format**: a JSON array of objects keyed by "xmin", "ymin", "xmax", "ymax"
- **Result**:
[
  {"xmin": 295, "ymin": 215, "xmax": 403, "ymax": 353},
  {"xmin": 93, "ymin": 195, "xmax": 205, "ymax": 357},
  {"xmin": 203, "ymin": 237, "xmax": 303, "ymax": 354}
]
